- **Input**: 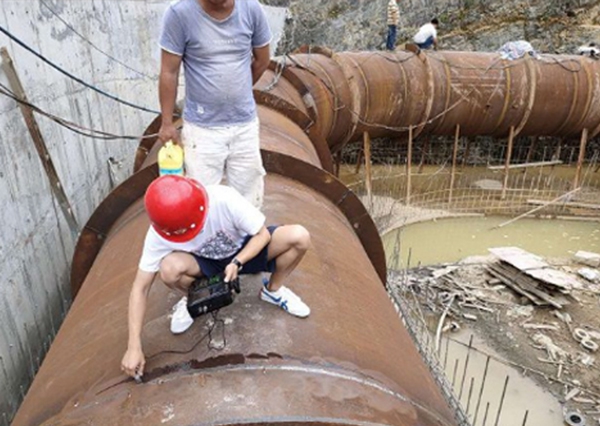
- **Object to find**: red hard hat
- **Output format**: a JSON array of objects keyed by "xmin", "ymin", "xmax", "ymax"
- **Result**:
[{"xmin": 144, "ymin": 175, "xmax": 209, "ymax": 243}]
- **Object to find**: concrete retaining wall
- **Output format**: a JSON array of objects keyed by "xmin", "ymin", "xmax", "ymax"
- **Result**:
[{"xmin": 0, "ymin": 1, "xmax": 285, "ymax": 423}]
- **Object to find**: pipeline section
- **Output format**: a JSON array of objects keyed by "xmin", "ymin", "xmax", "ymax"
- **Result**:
[
  {"xmin": 255, "ymin": 49, "xmax": 600, "ymax": 152},
  {"xmin": 15, "ymin": 48, "xmax": 599, "ymax": 426}
]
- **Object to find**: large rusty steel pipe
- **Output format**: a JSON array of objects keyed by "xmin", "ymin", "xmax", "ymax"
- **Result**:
[
  {"xmin": 137, "ymin": 51, "xmax": 600, "ymax": 167},
  {"xmin": 252, "ymin": 50, "xmax": 600, "ymax": 150},
  {"xmin": 18, "ymin": 47, "xmax": 597, "ymax": 425},
  {"xmin": 13, "ymin": 151, "xmax": 456, "ymax": 425},
  {"xmin": 14, "ymin": 44, "xmax": 456, "ymax": 422}
]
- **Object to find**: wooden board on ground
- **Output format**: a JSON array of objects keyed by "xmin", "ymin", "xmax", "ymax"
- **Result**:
[
  {"xmin": 488, "ymin": 262, "xmax": 565, "ymax": 309},
  {"xmin": 488, "ymin": 247, "xmax": 582, "ymax": 291},
  {"xmin": 487, "ymin": 160, "xmax": 563, "ymax": 170},
  {"xmin": 527, "ymin": 200, "xmax": 600, "ymax": 210}
]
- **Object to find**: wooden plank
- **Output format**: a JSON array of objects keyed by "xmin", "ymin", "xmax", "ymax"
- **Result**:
[
  {"xmin": 449, "ymin": 124, "xmax": 460, "ymax": 203},
  {"xmin": 489, "ymin": 247, "xmax": 547, "ymax": 269},
  {"xmin": 525, "ymin": 136, "xmax": 538, "ymax": 164},
  {"xmin": 489, "ymin": 247, "xmax": 581, "ymax": 291},
  {"xmin": 491, "ymin": 263, "xmax": 564, "ymax": 308},
  {"xmin": 363, "ymin": 131, "xmax": 372, "ymax": 199},
  {"xmin": 501, "ymin": 126, "xmax": 515, "ymax": 200},
  {"xmin": 406, "ymin": 126, "xmax": 413, "ymax": 205},
  {"xmin": 492, "ymin": 187, "xmax": 581, "ymax": 230},
  {"xmin": 573, "ymin": 128, "xmax": 588, "ymax": 190},
  {"xmin": 418, "ymin": 135, "xmax": 429, "ymax": 174},
  {"xmin": 488, "ymin": 266, "xmax": 545, "ymax": 306},
  {"xmin": 487, "ymin": 160, "xmax": 563, "ymax": 170},
  {"xmin": 461, "ymin": 137, "xmax": 470, "ymax": 169},
  {"xmin": 354, "ymin": 148, "xmax": 363, "ymax": 174},
  {"xmin": 1, "ymin": 47, "xmax": 79, "ymax": 239},
  {"xmin": 526, "ymin": 200, "xmax": 600, "ymax": 210}
]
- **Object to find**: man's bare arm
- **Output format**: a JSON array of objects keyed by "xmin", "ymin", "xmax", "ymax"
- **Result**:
[
  {"xmin": 158, "ymin": 50, "xmax": 183, "ymax": 144},
  {"xmin": 251, "ymin": 44, "xmax": 270, "ymax": 85},
  {"xmin": 121, "ymin": 269, "xmax": 156, "ymax": 377}
]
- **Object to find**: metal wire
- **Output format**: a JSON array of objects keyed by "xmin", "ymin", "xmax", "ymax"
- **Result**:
[
  {"xmin": 38, "ymin": 0, "xmax": 157, "ymax": 80},
  {"xmin": 0, "ymin": 82, "xmax": 160, "ymax": 140},
  {"xmin": 0, "ymin": 24, "xmax": 162, "ymax": 115}
]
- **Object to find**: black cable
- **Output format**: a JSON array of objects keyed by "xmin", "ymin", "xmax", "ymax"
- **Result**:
[
  {"xmin": 0, "ymin": 81, "xmax": 159, "ymax": 140},
  {"xmin": 38, "ymin": 0, "xmax": 156, "ymax": 80},
  {"xmin": 147, "ymin": 310, "xmax": 227, "ymax": 359},
  {"xmin": 207, "ymin": 310, "xmax": 227, "ymax": 351},
  {"xmin": 0, "ymin": 23, "xmax": 162, "ymax": 115}
]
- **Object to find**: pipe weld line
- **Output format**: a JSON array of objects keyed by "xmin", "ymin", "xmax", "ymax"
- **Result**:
[{"xmin": 135, "ymin": 362, "xmax": 454, "ymax": 426}]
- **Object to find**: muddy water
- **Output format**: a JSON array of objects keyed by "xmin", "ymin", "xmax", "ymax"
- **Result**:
[
  {"xmin": 441, "ymin": 330, "xmax": 564, "ymax": 426},
  {"xmin": 383, "ymin": 216, "xmax": 600, "ymax": 268}
]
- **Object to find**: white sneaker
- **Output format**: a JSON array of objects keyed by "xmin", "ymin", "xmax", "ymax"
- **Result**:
[
  {"xmin": 170, "ymin": 296, "xmax": 194, "ymax": 334},
  {"xmin": 260, "ymin": 285, "xmax": 310, "ymax": 318}
]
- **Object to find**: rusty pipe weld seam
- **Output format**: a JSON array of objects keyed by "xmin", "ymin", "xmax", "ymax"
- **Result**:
[
  {"xmin": 303, "ymin": 56, "xmax": 351, "ymax": 145},
  {"xmin": 572, "ymin": 61, "xmax": 594, "ymax": 133},
  {"xmin": 187, "ymin": 417, "xmax": 392, "ymax": 426},
  {"xmin": 297, "ymin": 51, "xmax": 594, "ymax": 139},
  {"xmin": 426, "ymin": 55, "xmax": 452, "ymax": 134},
  {"xmin": 428, "ymin": 53, "xmax": 582, "ymax": 72},
  {"xmin": 287, "ymin": 52, "xmax": 513, "ymax": 136},
  {"xmin": 287, "ymin": 50, "xmax": 451, "ymax": 135},
  {"xmin": 285, "ymin": 54, "xmax": 348, "ymax": 112},
  {"xmin": 552, "ymin": 65, "xmax": 580, "ymax": 136},
  {"xmin": 332, "ymin": 52, "xmax": 418, "ymax": 140},
  {"xmin": 97, "ymin": 362, "xmax": 455, "ymax": 426},
  {"xmin": 187, "ymin": 417, "xmax": 395, "ymax": 426},
  {"xmin": 415, "ymin": 53, "xmax": 436, "ymax": 139},
  {"xmin": 331, "ymin": 54, "xmax": 368, "ymax": 141},
  {"xmin": 512, "ymin": 56, "xmax": 537, "ymax": 137},
  {"xmin": 491, "ymin": 63, "xmax": 512, "ymax": 133}
]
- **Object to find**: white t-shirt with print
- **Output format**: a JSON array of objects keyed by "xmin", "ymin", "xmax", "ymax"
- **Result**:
[
  {"xmin": 138, "ymin": 185, "xmax": 265, "ymax": 273},
  {"xmin": 413, "ymin": 23, "xmax": 437, "ymax": 44}
]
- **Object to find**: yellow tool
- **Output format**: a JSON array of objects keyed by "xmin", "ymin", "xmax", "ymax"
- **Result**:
[{"xmin": 158, "ymin": 141, "xmax": 184, "ymax": 176}]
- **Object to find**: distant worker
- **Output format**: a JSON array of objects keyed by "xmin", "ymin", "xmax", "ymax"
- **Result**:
[
  {"xmin": 121, "ymin": 176, "xmax": 311, "ymax": 379},
  {"xmin": 413, "ymin": 18, "xmax": 439, "ymax": 51},
  {"xmin": 386, "ymin": 0, "xmax": 400, "ymax": 51},
  {"xmin": 578, "ymin": 42, "xmax": 600, "ymax": 59},
  {"xmin": 158, "ymin": 0, "xmax": 272, "ymax": 208}
]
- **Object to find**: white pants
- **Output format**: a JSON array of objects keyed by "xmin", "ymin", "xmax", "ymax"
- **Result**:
[{"xmin": 181, "ymin": 118, "xmax": 265, "ymax": 208}]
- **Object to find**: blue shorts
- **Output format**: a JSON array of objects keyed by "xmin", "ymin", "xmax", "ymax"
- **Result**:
[
  {"xmin": 416, "ymin": 35, "xmax": 435, "ymax": 49},
  {"xmin": 193, "ymin": 226, "xmax": 278, "ymax": 278}
]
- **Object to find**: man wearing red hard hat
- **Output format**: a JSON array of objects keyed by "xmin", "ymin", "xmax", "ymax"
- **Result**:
[{"xmin": 121, "ymin": 175, "xmax": 310, "ymax": 379}]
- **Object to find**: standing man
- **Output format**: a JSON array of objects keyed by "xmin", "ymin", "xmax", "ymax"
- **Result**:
[
  {"xmin": 413, "ymin": 18, "xmax": 439, "ymax": 51},
  {"xmin": 158, "ymin": 0, "xmax": 272, "ymax": 209},
  {"xmin": 386, "ymin": 0, "xmax": 400, "ymax": 51}
]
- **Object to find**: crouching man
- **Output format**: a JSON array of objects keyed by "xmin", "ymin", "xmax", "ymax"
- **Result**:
[{"xmin": 121, "ymin": 175, "xmax": 310, "ymax": 378}]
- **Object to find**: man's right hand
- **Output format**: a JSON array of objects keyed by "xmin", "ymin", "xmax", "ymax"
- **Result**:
[
  {"xmin": 121, "ymin": 348, "xmax": 146, "ymax": 378},
  {"xmin": 158, "ymin": 122, "xmax": 180, "ymax": 145}
]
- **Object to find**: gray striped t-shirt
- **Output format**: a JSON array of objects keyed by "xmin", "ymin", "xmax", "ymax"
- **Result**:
[{"xmin": 160, "ymin": 0, "xmax": 272, "ymax": 127}]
